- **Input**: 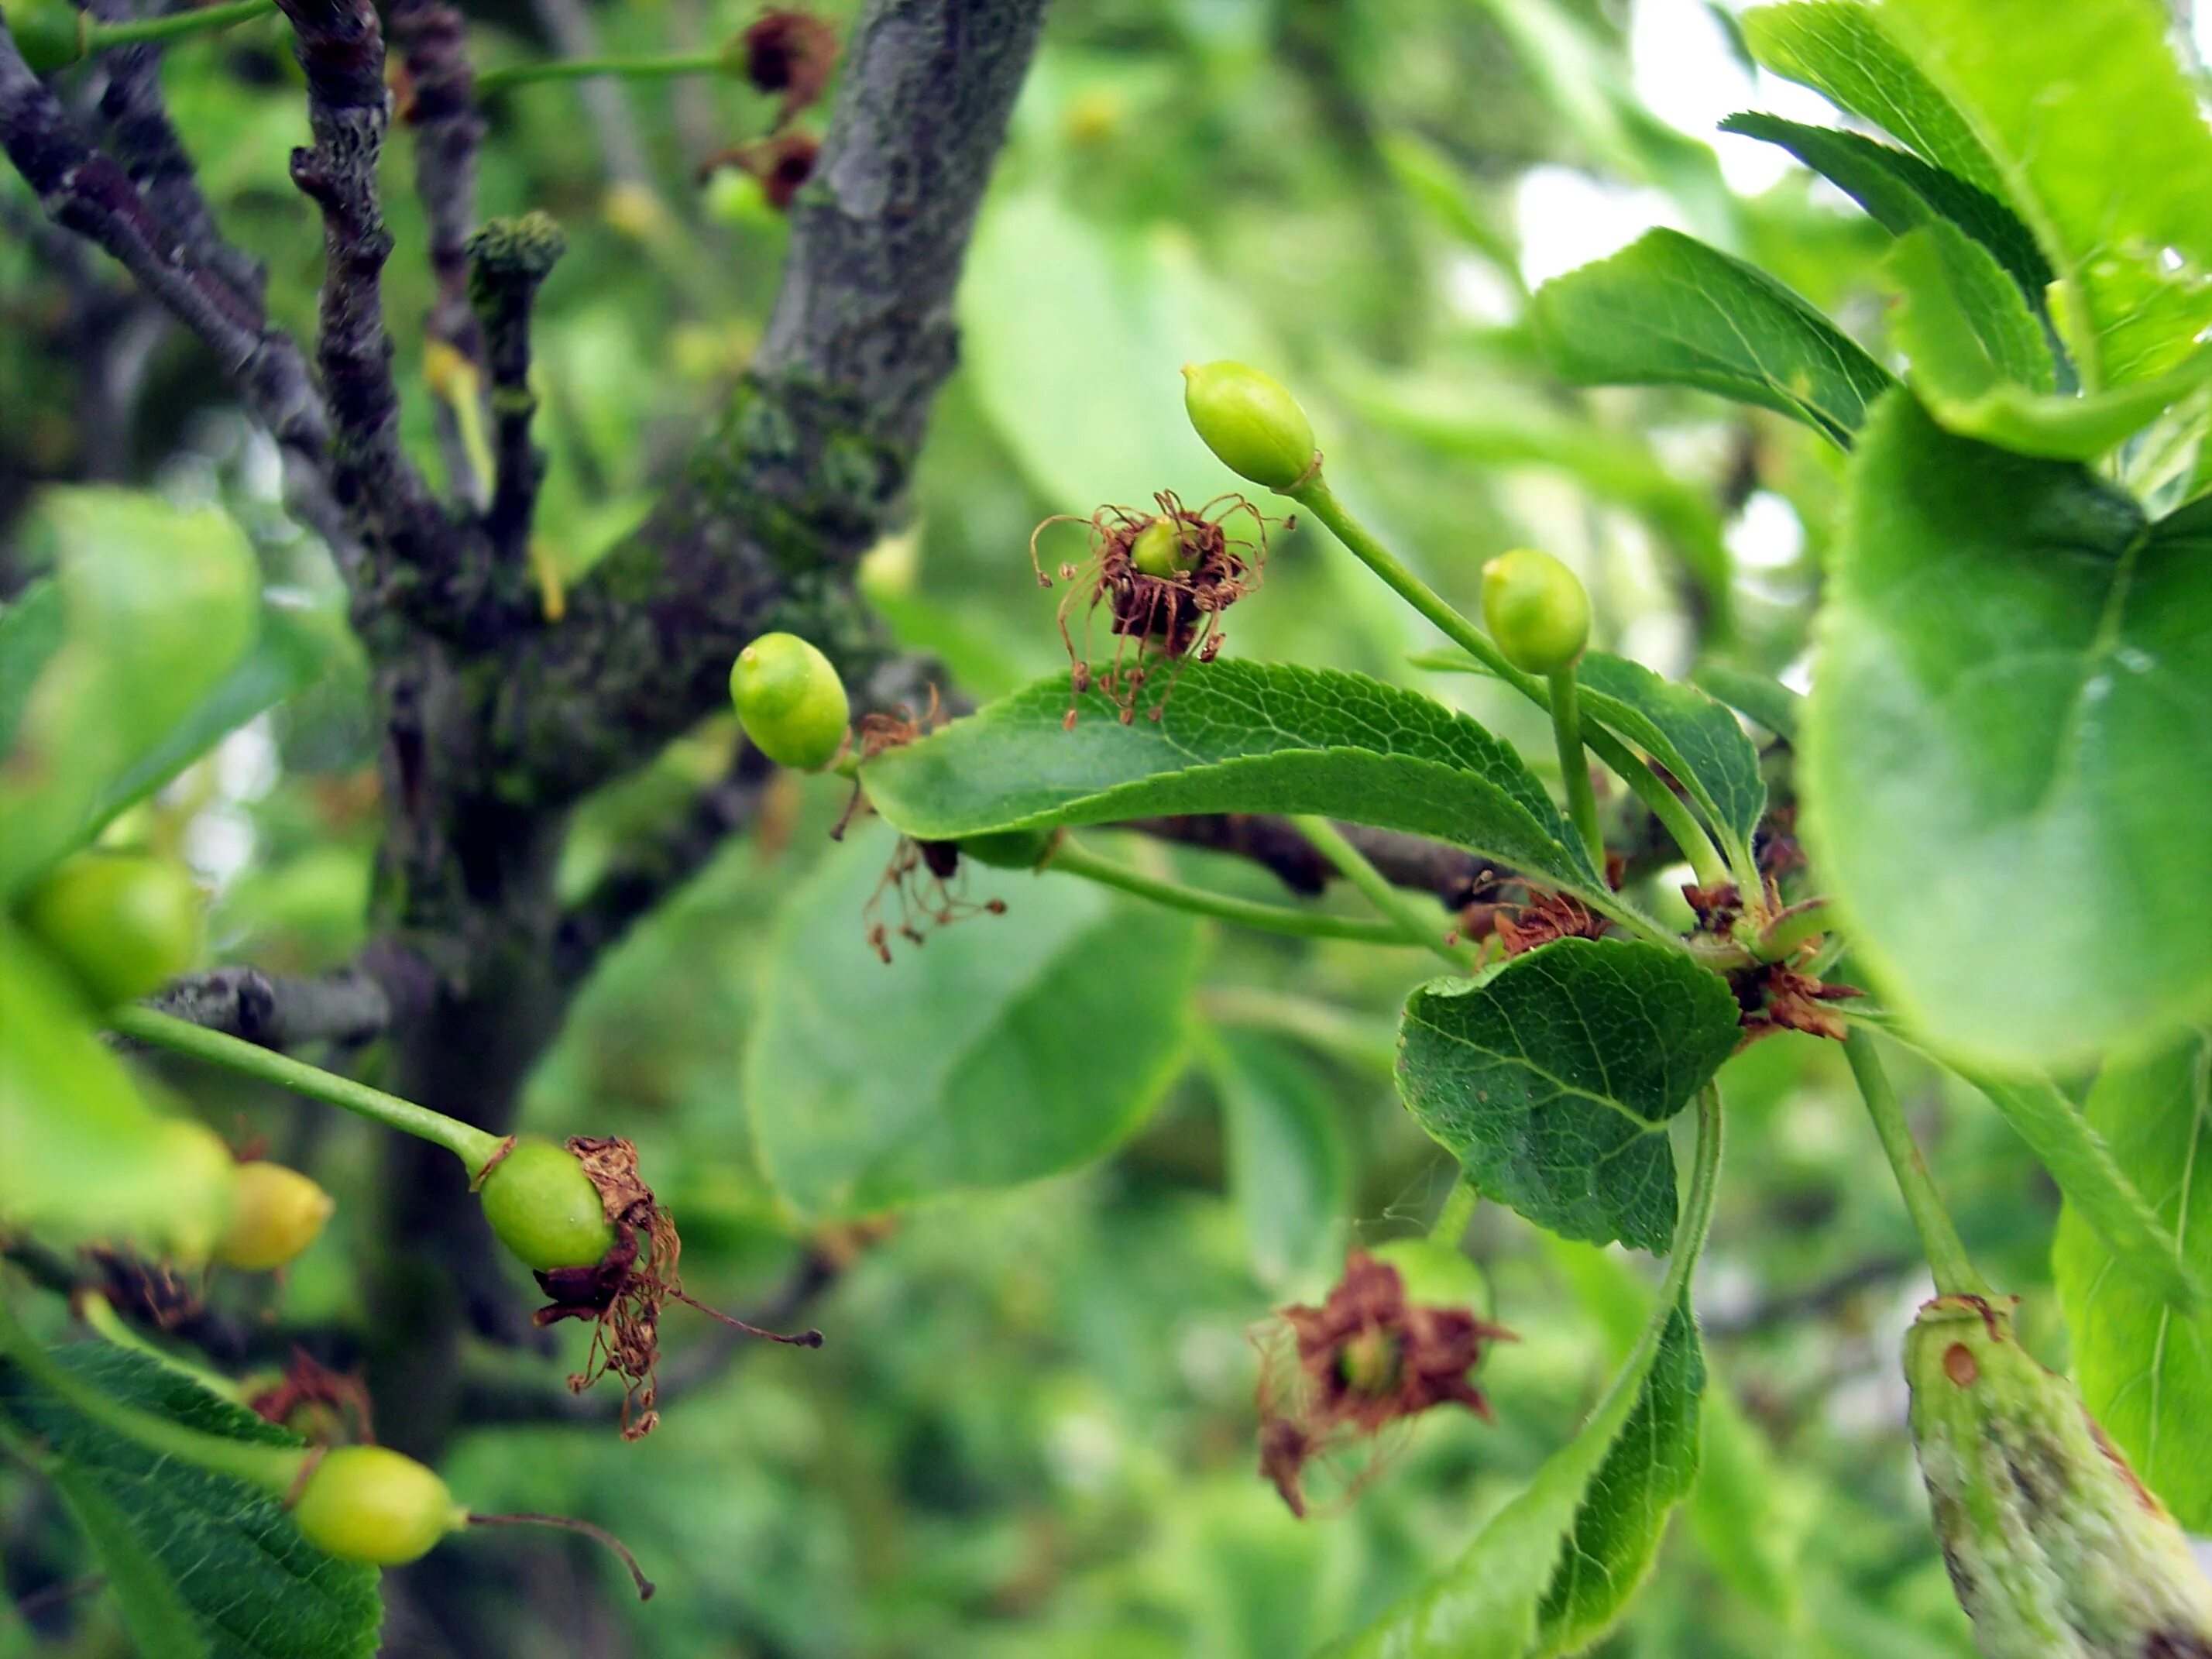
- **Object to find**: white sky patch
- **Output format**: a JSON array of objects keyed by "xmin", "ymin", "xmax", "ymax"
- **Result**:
[
  {"xmin": 1515, "ymin": 166, "xmax": 1681, "ymax": 288},
  {"xmin": 1727, "ymin": 489, "xmax": 1807, "ymax": 572},
  {"xmin": 1630, "ymin": 0, "xmax": 1850, "ymax": 194}
]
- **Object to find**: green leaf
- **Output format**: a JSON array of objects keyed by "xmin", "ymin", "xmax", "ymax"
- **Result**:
[
  {"xmin": 1802, "ymin": 393, "xmax": 2212, "ymax": 1069},
  {"xmin": 1318, "ymin": 1299, "xmax": 1702, "ymax": 1659},
  {"xmin": 1889, "ymin": 222, "xmax": 2052, "ymax": 400},
  {"xmin": 1688, "ymin": 1383, "xmax": 1805, "ymax": 1627},
  {"xmin": 1717, "ymin": 112, "xmax": 2049, "ymax": 302},
  {"xmin": 0, "ymin": 1346, "xmax": 380, "ymax": 1659},
  {"xmin": 747, "ymin": 822, "xmax": 1203, "ymax": 1219},
  {"xmin": 1573, "ymin": 653, "xmax": 1765, "ymax": 871},
  {"xmin": 1534, "ymin": 1297, "xmax": 1705, "ymax": 1656},
  {"xmin": 1877, "ymin": 0, "xmax": 2212, "ymax": 390},
  {"xmin": 1688, "ymin": 660, "xmax": 1801, "ymax": 744},
  {"xmin": 1203, "ymin": 1030, "xmax": 1351, "ymax": 1290},
  {"xmin": 0, "ymin": 579, "xmax": 64, "ymax": 756},
  {"xmin": 2055, "ymin": 1029, "xmax": 2212, "ymax": 1528},
  {"xmin": 1740, "ymin": 3, "xmax": 2005, "ymax": 197},
  {"xmin": 860, "ymin": 659, "xmax": 1606, "ymax": 902},
  {"xmin": 0, "ymin": 922, "xmax": 234, "ymax": 1258},
  {"xmin": 1957, "ymin": 1063, "xmax": 2198, "ymax": 1311},
  {"xmin": 1891, "ymin": 224, "xmax": 2212, "ymax": 461},
  {"xmin": 0, "ymin": 489, "xmax": 259, "ymax": 898},
  {"xmin": 1396, "ymin": 939, "xmax": 1741, "ymax": 1253},
  {"xmin": 1531, "ymin": 229, "xmax": 1893, "ymax": 447}
]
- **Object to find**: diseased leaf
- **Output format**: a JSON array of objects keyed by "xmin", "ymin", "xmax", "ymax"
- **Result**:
[
  {"xmin": 0, "ymin": 1346, "xmax": 381, "ymax": 1659},
  {"xmin": 1396, "ymin": 939, "xmax": 1741, "ymax": 1253},
  {"xmin": 1877, "ymin": 0, "xmax": 2212, "ymax": 388},
  {"xmin": 747, "ymin": 822, "xmax": 1203, "ymax": 1219},
  {"xmin": 0, "ymin": 489, "xmax": 259, "ymax": 899},
  {"xmin": 862, "ymin": 659, "xmax": 1607, "ymax": 903},
  {"xmin": 1204, "ymin": 1031, "xmax": 1351, "ymax": 1290},
  {"xmin": 2055, "ymin": 1029, "xmax": 2212, "ymax": 1528},
  {"xmin": 1718, "ymin": 112, "xmax": 2049, "ymax": 303},
  {"xmin": 1891, "ymin": 225, "xmax": 2212, "ymax": 461},
  {"xmin": 1318, "ymin": 1299, "xmax": 1703, "ymax": 1659},
  {"xmin": 1535, "ymin": 1297, "xmax": 1705, "ymax": 1655},
  {"xmin": 1740, "ymin": 2, "xmax": 2004, "ymax": 196},
  {"xmin": 1802, "ymin": 393, "xmax": 2212, "ymax": 1069},
  {"xmin": 1531, "ymin": 229, "xmax": 1893, "ymax": 446}
]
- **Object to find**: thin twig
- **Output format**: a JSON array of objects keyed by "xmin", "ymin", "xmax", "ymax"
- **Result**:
[{"xmin": 468, "ymin": 212, "xmax": 566, "ymax": 556}]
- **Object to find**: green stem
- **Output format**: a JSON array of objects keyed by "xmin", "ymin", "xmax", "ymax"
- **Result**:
[
  {"xmin": 1290, "ymin": 474, "xmax": 1729, "ymax": 891},
  {"xmin": 1575, "ymin": 1085, "xmax": 1724, "ymax": 1429},
  {"xmin": 1046, "ymin": 836, "xmax": 1411, "ymax": 946},
  {"xmin": 1548, "ymin": 665, "xmax": 1603, "ymax": 869},
  {"xmin": 77, "ymin": 1293, "xmax": 243, "ymax": 1403},
  {"xmin": 0, "ymin": 1289, "xmax": 304, "ymax": 1495},
  {"xmin": 83, "ymin": 0, "xmax": 271, "ymax": 50},
  {"xmin": 476, "ymin": 50, "xmax": 723, "ymax": 91},
  {"xmin": 1290, "ymin": 816, "xmax": 1474, "ymax": 972},
  {"xmin": 1843, "ymin": 1029, "xmax": 1988, "ymax": 1298},
  {"xmin": 1428, "ymin": 1175, "xmax": 1479, "ymax": 1246},
  {"xmin": 108, "ymin": 1007, "xmax": 502, "ymax": 1171}
]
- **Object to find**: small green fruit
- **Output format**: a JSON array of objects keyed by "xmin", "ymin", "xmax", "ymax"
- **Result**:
[
  {"xmin": 729, "ymin": 632, "xmax": 850, "ymax": 771},
  {"xmin": 1, "ymin": 0, "xmax": 84, "ymax": 70},
  {"xmin": 1181, "ymin": 361, "xmax": 1317, "ymax": 491},
  {"xmin": 1128, "ymin": 517, "xmax": 1194, "ymax": 578},
  {"xmin": 1480, "ymin": 548, "xmax": 1590, "ymax": 675},
  {"xmin": 19, "ymin": 852, "xmax": 204, "ymax": 1007},
  {"xmin": 214, "ymin": 1162, "xmax": 335, "ymax": 1272},
  {"xmin": 290, "ymin": 1446, "xmax": 467, "ymax": 1566},
  {"xmin": 478, "ymin": 1138, "xmax": 615, "ymax": 1272}
]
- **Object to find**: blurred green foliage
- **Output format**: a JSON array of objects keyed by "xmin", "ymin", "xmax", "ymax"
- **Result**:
[{"xmin": 2, "ymin": 0, "xmax": 2089, "ymax": 1651}]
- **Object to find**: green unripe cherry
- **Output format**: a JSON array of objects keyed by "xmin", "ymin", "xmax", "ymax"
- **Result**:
[
  {"xmin": 729, "ymin": 632, "xmax": 850, "ymax": 771},
  {"xmin": 1181, "ymin": 361, "xmax": 1318, "ymax": 491},
  {"xmin": 19, "ymin": 851, "xmax": 204, "ymax": 1007},
  {"xmin": 1, "ymin": 0, "xmax": 85, "ymax": 71},
  {"xmin": 478, "ymin": 1138, "xmax": 615, "ymax": 1272},
  {"xmin": 1128, "ymin": 517, "xmax": 1195, "ymax": 578},
  {"xmin": 215, "ymin": 1162, "xmax": 335, "ymax": 1273},
  {"xmin": 1480, "ymin": 548, "xmax": 1590, "ymax": 675},
  {"xmin": 290, "ymin": 1446, "xmax": 468, "ymax": 1566}
]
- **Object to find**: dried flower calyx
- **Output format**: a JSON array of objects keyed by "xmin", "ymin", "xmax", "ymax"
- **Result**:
[
  {"xmin": 531, "ymin": 1136, "xmax": 822, "ymax": 1440},
  {"xmin": 1030, "ymin": 492, "xmax": 1287, "ymax": 727},
  {"xmin": 1257, "ymin": 1247, "xmax": 1513, "ymax": 1516}
]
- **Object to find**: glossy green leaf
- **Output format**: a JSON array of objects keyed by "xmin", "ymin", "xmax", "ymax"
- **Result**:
[
  {"xmin": 1891, "ymin": 225, "xmax": 2212, "ymax": 461},
  {"xmin": 1319, "ymin": 1298, "xmax": 1702, "ymax": 1659},
  {"xmin": 0, "ymin": 489, "xmax": 259, "ymax": 898},
  {"xmin": 1740, "ymin": 3, "xmax": 2004, "ymax": 196},
  {"xmin": 2055, "ymin": 1029, "xmax": 2212, "ymax": 1527},
  {"xmin": 1531, "ymin": 230, "xmax": 1893, "ymax": 446},
  {"xmin": 0, "ymin": 1346, "xmax": 380, "ymax": 1659},
  {"xmin": 1718, "ymin": 112, "xmax": 2048, "ymax": 301},
  {"xmin": 747, "ymin": 823, "xmax": 1203, "ymax": 1219},
  {"xmin": 1396, "ymin": 939, "xmax": 1741, "ymax": 1253},
  {"xmin": 1802, "ymin": 393, "xmax": 2212, "ymax": 1069},
  {"xmin": 1535, "ymin": 1296, "xmax": 1705, "ymax": 1654},
  {"xmin": 0, "ymin": 922, "xmax": 235, "ymax": 1259},
  {"xmin": 1204, "ymin": 1031, "xmax": 1351, "ymax": 1290},
  {"xmin": 861, "ymin": 659, "xmax": 1606, "ymax": 902},
  {"xmin": 1878, "ymin": 0, "xmax": 2212, "ymax": 388}
]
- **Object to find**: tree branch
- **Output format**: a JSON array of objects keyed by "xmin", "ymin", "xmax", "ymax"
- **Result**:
[
  {"xmin": 552, "ymin": 742, "xmax": 775, "ymax": 985},
  {"xmin": 273, "ymin": 0, "xmax": 452, "ymax": 598},
  {"xmin": 468, "ymin": 213, "xmax": 565, "ymax": 557},
  {"xmin": 137, "ymin": 965, "xmax": 392, "ymax": 1049},
  {"xmin": 479, "ymin": 0, "xmax": 1051, "ymax": 809}
]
